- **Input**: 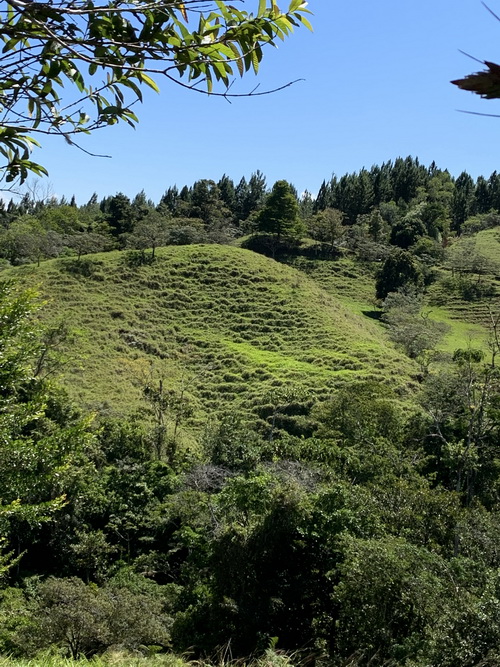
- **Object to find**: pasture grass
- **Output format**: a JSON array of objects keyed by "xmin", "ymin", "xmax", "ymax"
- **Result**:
[
  {"xmin": 470, "ymin": 227, "xmax": 500, "ymax": 268},
  {"xmin": 5, "ymin": 245, "xmax": 418, "ymax": 442},
  {"xmin": 9, "ymin": 237, "xmax": 497, "ymax": 444}
]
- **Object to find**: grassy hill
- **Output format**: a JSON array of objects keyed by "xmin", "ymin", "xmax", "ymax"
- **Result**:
[
  {"xmin": 7, "ymin": 245, "xmax": 419, "ymax": 440},
  {"xmin": 424, "ymin": 228, "xmax": 500, "ymax": 352},
  {"xmin": 286, "ymin": 248, "xmax": 494, "ymax": 356}
]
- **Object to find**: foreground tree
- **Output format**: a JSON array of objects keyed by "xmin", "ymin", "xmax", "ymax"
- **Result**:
[
  {"xmin": 0, "ymin": 282, "xmax": 95, "ymax": 572},
  {"xmin": 0, "ymin": 0, "xmax": 311, "ymax": 184}
]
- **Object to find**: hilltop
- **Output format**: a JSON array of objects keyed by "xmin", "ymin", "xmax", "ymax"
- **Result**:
[{"xmin": 8, "ymin": 245, "xmax": 418, "ymax": 433}]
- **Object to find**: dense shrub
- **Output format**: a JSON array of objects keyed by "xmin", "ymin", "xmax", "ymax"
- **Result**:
[{"xmin": 18, "ymin": 576, "xmax": 173, "ymax": 658}]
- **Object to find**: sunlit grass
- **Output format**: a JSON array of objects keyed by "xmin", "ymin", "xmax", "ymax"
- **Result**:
[
  {"xmin": 5, "ymin": 245, "xmax": 418, "ymax": 442},
  {"xmin": 468, "ymin": 227, "xmax": 500, "ymax": 268},
  {"xmin": 0, "ymin": 655, "xmax": 191, "ymax": 666},
  {"xmin": 427, "ymin": 305, "xmax": 489, "ymax": 353},
  {"xmin": 0, "ymin": 649, "xmax": 299, "ymax": 667}
]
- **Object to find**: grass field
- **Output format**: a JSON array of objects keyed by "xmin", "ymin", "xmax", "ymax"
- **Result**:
[
  {"xmin": 287, "ymin": 250, "xmax": 493, "ymax": 355},
  {"xmin": 5, "ymin": 245, "xmax": 419, "ymax": 440},
  {"xmin": 424, "ymin": 228, "xmax": 500, "ymax": 350},
  {"xmin": 6, "ymin": 235, "xmax": 500, "ymax": 447}
]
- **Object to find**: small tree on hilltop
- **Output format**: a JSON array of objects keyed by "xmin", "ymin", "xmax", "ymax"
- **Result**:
[
  {"xmin": 308, "ymin": 207, "xmax": 345, "ymax": 252},
  {"xmin": 127, "ymin": 212, "xmax": 170, "ymax": 259},
  {"xmin": 257, "ymin": 180, "xmax": 303, "ymax": 242}
]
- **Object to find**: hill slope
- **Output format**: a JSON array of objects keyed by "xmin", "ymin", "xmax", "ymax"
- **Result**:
[{"xmin": 9, "ymin": 245, "xmax": 418, "ymax": 430}]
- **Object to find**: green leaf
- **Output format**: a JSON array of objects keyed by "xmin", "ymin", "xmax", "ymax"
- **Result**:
[
  {"xmin": 297, "ymin": 13, "xmax": 313, "ymax": 31},
  {"xmin": 229, "ymin": 43, "xmax": 244, "ymax": 76},
  {"xmin": 138, "ymin": 72, "xmax": 160, "ymax": 93},
  {"xmin": 252, "ymin": 46, "xmax": 261, "ymax": 74}
]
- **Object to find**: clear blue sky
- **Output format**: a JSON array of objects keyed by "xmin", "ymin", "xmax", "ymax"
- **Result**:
[{"xmin": 23, "ymin": 1, "xmax": 500, "ymax": 204}]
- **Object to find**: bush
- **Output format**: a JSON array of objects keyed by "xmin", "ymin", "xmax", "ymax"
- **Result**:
[
  {"xmin": 458, "ymin": 277, "xmax": 496, "ymax": 301},
  {"xmin": 167, "ymin": 225, "xmax": 206, "ymax": 246},
  {"xmin": 376, "ymin": 249, "xmax": 424, "ymax": 300},
  {"xmin": 123, "ymin": 249, "xmax": 155, "ymax": 267},
  {"xmin": 440, "ymin": 276, "xmax": 496, "ymax": 301},
  {"xmin": 20, "ymin": 576, "xmax": 173, "ymax": 658},
  {"xmin": 62, "ymin": 258, "xmax": 103, "ymax": 277},
  {"xmin": 0, "ymin": 587, "xmax": 31, "ymax": 656}
]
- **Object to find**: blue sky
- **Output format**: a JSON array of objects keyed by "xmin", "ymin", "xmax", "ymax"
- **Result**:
[{"xmin": 24, "ymin": 1, "xmax": 500, "ymax": 204}]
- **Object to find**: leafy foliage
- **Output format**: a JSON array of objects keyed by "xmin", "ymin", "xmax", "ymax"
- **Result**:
[
  {"xmin": 257, "ymin": 180, "xmax": 303, "ymax": 241},
  {"xmin": 20, "ymin": 575, "xmax": 173, "ymax": 657},
  {"xmin": 375, "ymin": 249, "xmax": 424, "ymax": 300},
  {"xmin": 0, "ymin": 1, "xmax": 311, "ymax": 183}
]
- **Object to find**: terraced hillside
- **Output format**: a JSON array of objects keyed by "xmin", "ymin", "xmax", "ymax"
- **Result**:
[
  {"xmin": 288, "ymin": 236, "xmax": 499, "ymax": 355},
  {"xmin": 422, "ymin": 228, "xmax": 500, "ymax": 353},
  {"xmin": 286, "ymin": 253, "xmax": 379, "ymax": 315},
  {"xmin": 8, "ymin": 245, "xmax": 418, "ymax": 434}
]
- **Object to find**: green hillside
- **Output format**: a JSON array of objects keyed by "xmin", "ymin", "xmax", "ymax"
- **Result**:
[
  {"xmin": 287, "ymin": 250, "xmax": 493, "ymax": 356},
  {"xmin": 423, "ymin": 227, "xmax": 500, "ymax": 351},
  {"xmin": 8, "ymin": 245, "xmax": 418, "ymax": 431},
  {"xmin": 4, "ymin": 164, "xmax": 500, "ymax": 665}
]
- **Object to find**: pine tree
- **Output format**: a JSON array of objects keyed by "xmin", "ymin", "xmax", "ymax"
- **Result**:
[{"xmin": 257, "ymin": 180, "xmax": 302, "ymax": 241}]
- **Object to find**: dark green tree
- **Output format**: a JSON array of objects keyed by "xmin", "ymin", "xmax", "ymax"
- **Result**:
[
  {"xmin": 130, "ymin": 190, "xmax": 153, "ymax": 224},
  {"xmin": 235, "ymin": 171, "xmax": 267, "ymax": 221},
  {"xmin": 451, "ymin": 172, "xmax": 475, "ymax": 232},
  {"xmin": 376, "ymin": 249, "xmax": 423, "ymax": 299},
  {"xmin": 158, "ymin": 186, "xmax": 180, "ymax": 216},
  {"xmin": 474, "ymin": 175, "xmax": 491, "ymax": 214},
  {"xmin": 257, "ymin": 180, "xmax": 303, "ymax": 241},
  {"xmin": 390, "ymin": 206, "xmax": 427, "ymax": 249},
  {"xmin": 217, "ymin": 175, "xmax": 237, "ymax": 214},
  {"xmin": 370, "ymin": 162, "xmax": 393, "ymax": 205},
  {"xmin": 488, "ymin": 171, "xmax": 500, "ymax": 211},
  {"xmin": 313, "ymin": 179, "xmax": 334, "ymax": 213},
  {"xmin": 299, "ymin": 190, "xmax": 315, "ymax": 221},
  {"xmin": 190, "ymin": 180, "xmax": 230, "ymax": 227},
  {"xmin": 104, "ymin": 193, "xmax": 133, "ymax": 237},
  {"xmin": 390, "ymin": 156, "xmax": 429, "ymax": 204},
  {"xmin": 246, "ymin": 171, "xmax": 268, "ymax": 216}
]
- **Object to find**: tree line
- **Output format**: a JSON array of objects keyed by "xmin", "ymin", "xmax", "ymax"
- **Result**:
[{"xmin": 1, "ymin": 157, "xmax": 500, "ymax": 267}]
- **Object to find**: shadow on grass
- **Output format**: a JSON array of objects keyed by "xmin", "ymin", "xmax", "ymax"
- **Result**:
[{"xmin": 362, "ymin": 309, "xmax": 382, "ymax": 321}]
